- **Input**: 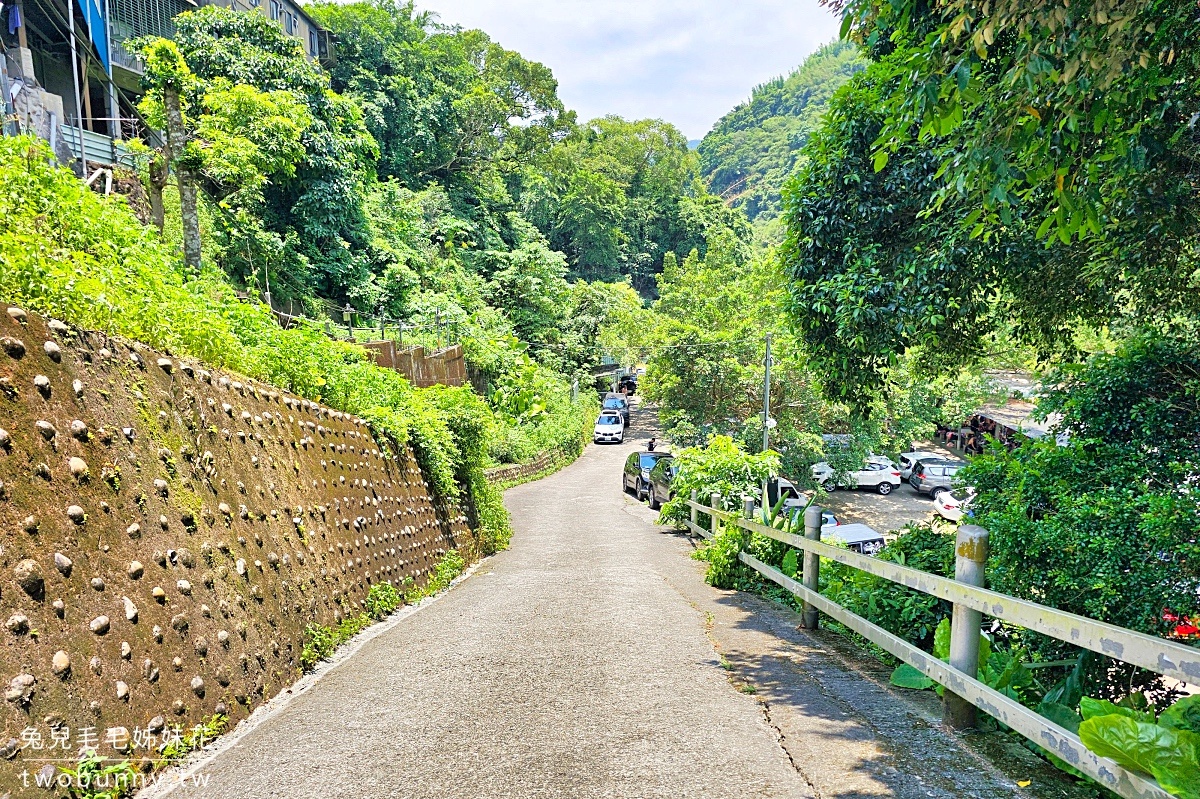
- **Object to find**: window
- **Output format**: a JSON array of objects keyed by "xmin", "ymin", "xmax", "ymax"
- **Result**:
[
  {"xmin": 269, "ymin": 0, "xmax": 281, "ymax": 21},
  {"xmin": 309, "ymin": 28, "xmax": 318, "ymax": 55}
]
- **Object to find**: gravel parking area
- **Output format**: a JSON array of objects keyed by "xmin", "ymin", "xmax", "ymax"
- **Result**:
[{"xmin": 820, "ymin": 483, "xmax": 938, "ymax": 536}]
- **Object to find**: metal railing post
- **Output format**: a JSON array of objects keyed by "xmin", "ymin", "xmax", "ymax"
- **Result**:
[
  {"xmin": 801, "ymin": 505, "xmax": 823, "ymax": 629},
  {"xmin": 710, "ymin": 492, "xmax": 721, "ymax": 538},
  {"xmin": 944, "ymin": 524, "xmax": 990, "ymax": 730},
  {"xmin": 690, "ymin": 490, "xmax": 698, "ymax": 531},
  {"xmin": 743, "ymin": 496, "xmax": 754, "ymax": 520}
]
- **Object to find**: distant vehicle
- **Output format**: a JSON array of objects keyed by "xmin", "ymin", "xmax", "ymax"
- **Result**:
[
  {"xmin": 823, "ymin": 523, "xmax": 885, "ymax": 555},
  {"xmin": 646, "ymin": 457, "xmax": 678, "ymax": 510},
  {"xmin": 618, "ymin": 375, "xmax": 638, "ymax": 395},
  {"xmin": 811, "ymin": 456, "xmax": 902, "ymax": 495},
  {"xmin": 933, "ymin": 487, "xmax": 977, "ymax": 522},
  {"xmin": 622, "ymin": 451, "xmax": 673, "ymax": 500},
  {"xmin": 765, "ymin": 478, "xmax": 839, "ymax": 526},
  {"xmin": 593, "ymin": 412, "xmax": 625, "ymax": 444},
  {"xmin": 897, "ymin": 451, "xmax": 945, "ymax": 480},
  {"xmin": 909, "ymin": 459, "xmax": 964, "ymax": 497},
  {"xmin": 782, "ymin": 505, "xmax": 840, "ymax": 528},
  {"xmin": 602, "ymin": 393, "xmax": 631, "ymax": 426}
]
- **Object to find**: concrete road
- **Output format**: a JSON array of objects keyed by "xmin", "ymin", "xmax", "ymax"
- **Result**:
[{"xmin": 153, "ymin": 410, "xmax": 1078, "ymax": 799}]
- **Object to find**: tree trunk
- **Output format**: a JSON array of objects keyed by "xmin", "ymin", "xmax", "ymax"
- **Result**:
[
  {"xmin": 148, "ymin": 154, "xmax": 167, "ymax": 233},
  {"xmin": 178, "ymin": 169, "xmax": 202, "ymax": 272},
  {"xmin": 163, "ymin": 85, "xmax": 201, "ymax": 272}
]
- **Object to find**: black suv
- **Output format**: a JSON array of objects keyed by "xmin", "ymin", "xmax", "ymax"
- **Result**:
[
  {"xmin": 623, "ymin": 451, "xmax": 672, "ymax": 500},
  {"xmin": 646, "ymin": 457, "xmax": 678, "ymax": 510},
  {"xmin": 602, "ymin": 393, "xmax": 631, "ymax": 426}
]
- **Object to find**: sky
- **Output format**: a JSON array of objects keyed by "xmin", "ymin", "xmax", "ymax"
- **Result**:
[{"xmin": 415, "ymin": 0, "xmax": 844, "ymax": 141}]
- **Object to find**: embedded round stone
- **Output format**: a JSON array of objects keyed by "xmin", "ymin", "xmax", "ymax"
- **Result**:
[
  {"xmin": 6, "ymin": 614, "xmax": 30, "ymax": 634},
  {"xmin": 190, "ymin": 676, "xmax": 205, "ymax": 697},
  {"xmin": 69, "ymin": 457, "xmax": 89, "ymax": 479},
  {"xmin": 89, "ymin": 615, "xmax": 111, "ymax": 635},
  {"xmin": 91, "ymin": 577, "xmax": 105, "ymax": 591},
  {"xmin": 1, "ymin": 337, "xmax": 25, "ymax": 358},
  {"xmin": 67, "ymin": 505, "xmax": 86, "ymax": 525},
  {"xmin": 43, "ymin": 341, "xmax": 61, "ymax": 362},
  {"xmin": 128, "ymin": 561, "xmax": 144, "ymax": 579},
  {"xmin": 176, "ymin": 579, "xmax": 192, "ymax": 596},
  {"xmin": 5, "ymin": 674, "xmax": 35, "ymax": 704},
  {"xmin": 53, "ymin": 552, "xmax": 72, "ymax": 576},
  {"xmin": 115, "ymin": 681, "xmax": 129, "ymax": 701},
  {"xmin": 157, "ymin": 358, "xmax": 174, "ymax": 374},
  {"xmin": 123, "ymin": 597, "xmax": 138, "ymax": 622},
  {"xmin": 70, "ymin": 420, "xmax": 88, "ymax": 440},
  {"xmin": 35, "ymin": 420, "xmax": 56, "ymax": 440},
  {"xmin": 14, "ymin": 559, "xmax": 43, "ymax": 596},
  {"xmin": 52, "ymin": 650, "xmax": 71, "ymax": 676},
  {"xmin": 0, "ymin": 429, "xmax": 9, "ymax": 449}
]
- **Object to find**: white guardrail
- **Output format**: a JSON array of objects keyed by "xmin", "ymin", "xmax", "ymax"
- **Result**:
[{"xmin": 683, "ymin": 493, "xmax": 1199, "ymax": 799}]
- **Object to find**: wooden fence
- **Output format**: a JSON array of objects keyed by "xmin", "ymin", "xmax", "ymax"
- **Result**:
[{"xmin": 683, "ymin": 494, "xmax": 1200, "ymax": 799}]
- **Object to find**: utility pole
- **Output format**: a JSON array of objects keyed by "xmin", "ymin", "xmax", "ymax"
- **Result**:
[{"xmin": 762, "ymin": 332, "xmax": 772, "ymax": 453}]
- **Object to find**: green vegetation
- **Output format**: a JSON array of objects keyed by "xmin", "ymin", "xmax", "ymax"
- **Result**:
[
  {"xmin": 300, "ymin": 551, "xmax": 467, "ymax": 670},
  {"xmin": 746, "ymin": 0, "xmax": 1200, "ymax": 790},
  {"xmin": 697, "ymin": 40, "xmax": 864, "ymax": 238}
]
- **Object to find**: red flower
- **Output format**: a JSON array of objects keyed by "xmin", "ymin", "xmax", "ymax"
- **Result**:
[{"xmin": 1174, "ymin": 623, "xmax": 1200, "ymax": 637}]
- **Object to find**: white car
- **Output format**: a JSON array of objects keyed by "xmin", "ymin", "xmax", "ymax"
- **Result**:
[
  {"xmin": 933, "ymin": 488, "xmax": 977, "ymax": 522},
  {"xmin": 593, "ymin": 412, "xmax": 625, "ymax": 444},
  {"xmin": 898, "ymin": 451, "xmax": 943, "ymax": 480},
  {"xmin": 812, "ymin": 456, "xmax": 902, "ymax": 495}
]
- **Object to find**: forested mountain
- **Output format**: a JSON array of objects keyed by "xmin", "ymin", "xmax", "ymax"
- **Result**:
[{"xmin": 697, "ymin": 40, "xmax": 864, "ymax": 229}]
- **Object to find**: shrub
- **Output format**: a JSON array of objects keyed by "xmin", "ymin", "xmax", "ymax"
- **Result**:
[{"xmin": 0, "ymin": 134, "xmax": 506, "ymax": 544}]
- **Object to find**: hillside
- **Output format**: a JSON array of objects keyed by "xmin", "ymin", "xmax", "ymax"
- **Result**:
[{"xmin": 697, "ymin": 40, "xmax": 864, "ymax": 231}]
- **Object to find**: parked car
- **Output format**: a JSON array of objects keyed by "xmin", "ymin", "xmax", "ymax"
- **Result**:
[
  {"xmin": 764, "ymin": 478, "xmax": 840, "ymax": 526},
  {"xmin": 823, "ymin": 523, "xmax": 886, "ymax": 555},
  {"xmin": 618, "ymin": 375, "xmax": 638, "ymax": 395},
  {"xmin": 933, "ymin": 487, "xmax": 977, "ymax": 522},
  {"xmin": 593, "ymin": 412, "xmax": 625, "ymax": 444},
  {"xmin": 646, "ymin": 457, "xmax": 678, "ymax": 510},
  {"xmin": 782, "ymin": 505, "xmax": 840, "ymax": 528},
  {"xmin": 898, "ymin": 451, "xmax": 944, "ymax": 480},
  {"xmin": 622, "ymin": 451, "xmax": 673, "ymax": 500},
  {"xmin": 602, "ymin": 393, "xmax": 631, "ymax": 426},
  {"xmin": 909, "ymin": 459, "xmax": 964, "ymax": 497},
  {"xmin": 811, "ymin": 456, "xmax": 902, "ymax": 495}
]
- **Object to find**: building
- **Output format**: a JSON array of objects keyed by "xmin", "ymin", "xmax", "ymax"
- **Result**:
[{"xmin": 1, "ymin": 0, "xmax": 333, "ymax": 168}]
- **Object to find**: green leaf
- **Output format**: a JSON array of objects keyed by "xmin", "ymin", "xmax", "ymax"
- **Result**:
[
  {"xmin": 872, "ymin": 149, "xmax": 889, "ymax": 172},
  {"xmin": 1080, "ymin": 697, "xmax": 1154, "ymax": 724},
  {"xmin": 932, "ymin": 617, "xmax": 952, "ymax": 660},
  {"xmin": 1160, "ymin": 695, "xmax": 1200, "ymax": 734},
  {"xmin": 1078, "ymin": 714, "xmax": 1189, "ymax": 778},
  {"xmin": 1150, "ymin": 728, "xmax": 1200, "ymax": 798},
  {"xmin": 781, "ymin": 550, "xmax": 799, "ymax": 579},
  {"xmin": 1037, "ymin": 701, "xmax": 1082, "ymax": 734},
  {"xmin": 890, "ymin": 663, "xmax": 936, "ymax": 690}
]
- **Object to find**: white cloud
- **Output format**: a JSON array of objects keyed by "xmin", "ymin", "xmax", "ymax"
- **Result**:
[{"xmin": 416, "ymin": 0, "xmax": 843, "ymax": 140}]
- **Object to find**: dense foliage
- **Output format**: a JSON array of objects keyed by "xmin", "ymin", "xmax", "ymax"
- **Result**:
[
  {"xmin": 0, "ymin": 134, "xmax": 508, "ymax": 552},
  {"xmin": 963, "ymin": 334, "xmax": 1200, "ymax": 692},
  {"xmin": 698, "ymin": 40, "xmax": 864, "ymax": 235}
]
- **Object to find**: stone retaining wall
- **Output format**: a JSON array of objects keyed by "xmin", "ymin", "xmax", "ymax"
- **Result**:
[
  {"xmin": 0, "ymin": 306, "xmax": 473, "ymax": 792},
  {"xmin": 484, "ymin": 450, "xmax": 562, "ymax": 486}
]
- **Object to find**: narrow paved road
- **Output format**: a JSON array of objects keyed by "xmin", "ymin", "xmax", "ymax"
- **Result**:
[{"xmin": 155, "ymin": 406, "xmax": 1076, "ymax": 799}]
